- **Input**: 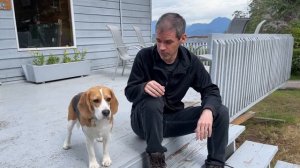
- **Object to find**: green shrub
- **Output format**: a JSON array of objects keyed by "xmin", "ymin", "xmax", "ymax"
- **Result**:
[
  {"xmin": 73, "ymin": 48, "xmax": 87, "ymax": 61},
  {"xmin": 291, "ymin": 22, "xmax": 300, "ymax": 49},
  {"xmin": 188, "ymin": 45, "xmax": 208, "ymax": 55},
  {"xmin": 31, "ymin": 49, "xmax": 87, "ymax": 65},
  {"xmin": 73, "ymin": 49, "xmax": 81, "ymax": 62},
  {"xmin": 46, "ymin": 54, "xmax": 60, "ymax": 65},
  {"xmin": 291, "ymin": 49, "xmax": 300, "ymax": 75},
  {"xmin": 63, "ymin": 50, "xmax": 72, "ymax": 63},
  {"xmin": 80, "ymin": 49, "xmax": 87, "ymax": 61},
  {"xmin": 32, "ymin": 51, "xmax": 45, "ymax": 66}
]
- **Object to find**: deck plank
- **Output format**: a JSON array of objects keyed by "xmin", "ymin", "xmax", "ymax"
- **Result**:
[
  {"xmin": 226, "ymin": 140, "xmax": 278, "ymax": 168},
  {"xmin": 163, "ymin": 124, "xmax": 245, "ymax": 168},
  {"xmin": 275, "ymin": 160, "xmax": 300, "ymax": 168}
]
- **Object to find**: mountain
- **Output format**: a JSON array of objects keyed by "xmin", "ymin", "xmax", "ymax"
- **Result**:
[
  {"xmin": 151, "ymin": 17, "xmax": 231, "ymax": 37},
  {"xmin": 187, "ymin": 17, "xmax": 231, "ymax": 36}
]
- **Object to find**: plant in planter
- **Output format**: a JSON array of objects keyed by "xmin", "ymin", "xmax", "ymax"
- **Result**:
[
  {"xmin": 46, "ymin": 54, "xmax": 60, "ymax": 65},
  {"xmin": 63, "ymin": 50, "xmax": 72, "ymax": 63},
  {"xmin": 32, "ymin": 51, "xmax": 45, "ymax": 65},
  {"xmin": 22, "ymin": 49, "xmax": 91, "ymax": 83},
  {"xmin": 73, "ymin": 48, "xmax": 87, "ymax": 61}
]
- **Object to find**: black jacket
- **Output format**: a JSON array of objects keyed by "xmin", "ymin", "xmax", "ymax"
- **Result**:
[{"xmin": 125, "ymin": 45, "xmax": 222, "ymax": 116}]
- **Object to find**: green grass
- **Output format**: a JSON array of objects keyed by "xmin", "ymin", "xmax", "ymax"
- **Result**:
[
  {"xmin": 249, "ymin": 89, "xmax": 300, "ymax": 124},
  {"xmin": 239, "ymin": 89, "xmax": 300, "ymax": 165}
]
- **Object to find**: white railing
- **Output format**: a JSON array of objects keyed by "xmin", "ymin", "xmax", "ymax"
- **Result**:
[
  {"xmin": 185, "ymin": 34, "xmax": 294, "ymax": 120},
  {"xmin": 184, "ymin": 36, "xmax": 210, "ymax": 67},
  {"xmin": 184, "ymin": 36, "xmax": 209, "ymax": 55}
]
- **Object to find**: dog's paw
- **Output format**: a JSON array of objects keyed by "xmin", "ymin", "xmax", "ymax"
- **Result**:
[
  {"xmin": 62, "ymin": 142, "xmax": 71, "ymax": 150},
  {"xmin": 101, "ymin": 156, "xmax": 112, "ymax": 167},
  {"xmin": 89, "ymin": 161, "xmax": 100, "ymax": 168},
  {"xmin": 96, "ymin": 137, "xmax": 103, "ymax": 142}
]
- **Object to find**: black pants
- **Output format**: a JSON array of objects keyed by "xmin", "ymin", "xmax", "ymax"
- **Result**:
[{"xmin": 130, "ymin": 96, "xmax": 229, "ymax": 164}]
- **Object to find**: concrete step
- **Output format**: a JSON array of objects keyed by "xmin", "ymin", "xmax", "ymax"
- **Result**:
[
  {"xmin": 226, "ymin": 140, "xmax": 278, "ymax": 168},
  {"xmin": 274, "ymin": 160, "xmax": 300, "ymax": 168}
]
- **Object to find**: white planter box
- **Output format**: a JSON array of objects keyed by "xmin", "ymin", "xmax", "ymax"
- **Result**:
[{"xmin": 22, "ymin": 60, "xmax": 91, "ymax": 83}]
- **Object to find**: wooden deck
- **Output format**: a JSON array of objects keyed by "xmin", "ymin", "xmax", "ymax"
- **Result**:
[{"xmin": 0, "ymin": 69, "xmax": 296, "ymax": 167}]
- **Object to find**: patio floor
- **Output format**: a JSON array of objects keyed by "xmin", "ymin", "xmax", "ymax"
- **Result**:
[{"xmin": 0, "ymin": 68, "xmax": 200, "ymax": 168}]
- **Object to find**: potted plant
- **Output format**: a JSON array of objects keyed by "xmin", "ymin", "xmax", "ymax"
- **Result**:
[{"xmin": 22, "ymin": 49, "xmax": 91, "ymax": 83}]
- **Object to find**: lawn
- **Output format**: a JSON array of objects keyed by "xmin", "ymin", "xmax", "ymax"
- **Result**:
[{"xmin": 236, "ymin": 89, "xmax": 300, "ymax": 166}]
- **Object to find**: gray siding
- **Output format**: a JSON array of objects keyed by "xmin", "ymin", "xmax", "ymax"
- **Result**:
[
  {"xmin": 0, "ymin": 8, "xmax": 25, "ymax": 83},
  {"xmin": 0, "ymin": 0, "xmax": 151, "ymax": 83},
  {"xmin": 73, "ymin": 0, "xmax": 151, "ymax": 70}
]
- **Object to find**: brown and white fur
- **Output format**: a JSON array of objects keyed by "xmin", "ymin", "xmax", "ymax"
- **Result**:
[{"xmin": 63, "ymin": 85, "xmax": 118, "ymax": 168}]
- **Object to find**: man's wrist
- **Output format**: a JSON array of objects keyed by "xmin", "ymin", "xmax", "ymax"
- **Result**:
[
  {"xmin": 202, "ymin": 108, "xmax": 214, "ymax": 117},
  {"xmin": 203, "ymin": 108, "xmax": 212, "ymax": 113}
]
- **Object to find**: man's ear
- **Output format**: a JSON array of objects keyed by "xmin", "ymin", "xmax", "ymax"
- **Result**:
[{"xmin": 180, "ymin": 33, "xmax": 187, "ymax": 44}]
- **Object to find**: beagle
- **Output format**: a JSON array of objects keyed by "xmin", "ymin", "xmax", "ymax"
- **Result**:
[{"xmin": 63, "ymin": 85, "xmax": 118, "ymax": 168}]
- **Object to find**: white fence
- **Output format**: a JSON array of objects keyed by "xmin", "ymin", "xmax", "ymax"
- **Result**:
[
  {"xmin": 184, "ymin": 36, "xmax": 210, "ymax": 67},
  {"xmin": 185, "ymin": 34, "xmax": 294, "ymax": 120},
  {"xmin": 184, "ymin": 36, "xmax": 209, "ymax": 55}
]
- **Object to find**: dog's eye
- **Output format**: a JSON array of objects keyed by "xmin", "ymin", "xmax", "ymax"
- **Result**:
[
  {"xmin": 93, "ymin": 99, "xmax": 100, "ymax": 103},
  {"xmin": 105, "ymin": 97, "xmax": 111, "ymax": 102}
]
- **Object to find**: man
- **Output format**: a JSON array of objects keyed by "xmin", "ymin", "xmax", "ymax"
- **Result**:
[{"xmin": 125, "ymin": 13, "xmax": 229, "ymax": 168}]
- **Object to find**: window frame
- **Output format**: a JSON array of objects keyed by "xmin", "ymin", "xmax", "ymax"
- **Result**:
[{"xmin": 11, "ymin": 0, "xmax": 77, "ymax": 51}]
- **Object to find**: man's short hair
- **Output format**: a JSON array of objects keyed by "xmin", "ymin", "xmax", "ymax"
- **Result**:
[{"xmin": 155, "ymin": 13, "xmax": 186, "ymax": 39}]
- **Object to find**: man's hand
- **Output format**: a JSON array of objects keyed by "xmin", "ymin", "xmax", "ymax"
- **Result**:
[
  {"xmin": 195, "ymin": 109, "xmax": 213, "ymax": 140},
  {"xmin": 144, "ymin": 80, "xmax": 165, "ymax": 97}
]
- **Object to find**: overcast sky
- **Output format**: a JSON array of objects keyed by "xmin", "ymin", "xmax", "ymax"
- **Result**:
[{"xmin": 152, "ymin": 0, "xmax": 250, "ymax": 25}]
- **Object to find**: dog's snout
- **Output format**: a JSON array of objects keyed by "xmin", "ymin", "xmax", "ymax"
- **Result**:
[{"xmin": 102, "ymin": 109, "xmax": 110, "ymax": 116}]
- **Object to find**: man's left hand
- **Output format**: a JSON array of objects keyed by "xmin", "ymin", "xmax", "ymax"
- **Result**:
[{"xmin": 195, "ymin": 109, "xmax": 213, "ymax": 140}]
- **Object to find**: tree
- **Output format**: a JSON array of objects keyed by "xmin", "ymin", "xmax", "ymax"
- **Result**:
[
  {"xmin": 246, "ymin": 0, "xmax": 300, "ymax": 34},
  {"xmin": 232, "ymin": 10, "xmax": 248, "ymax": 18},
  {"xmin": 246, "ymin": 0, "xmax": 300, "ymax": 76}
]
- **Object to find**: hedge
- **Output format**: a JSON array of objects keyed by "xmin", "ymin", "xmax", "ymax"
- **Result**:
[{"xmin": 292, "ymin": 48, "xmax": 300, "ymax": 75}]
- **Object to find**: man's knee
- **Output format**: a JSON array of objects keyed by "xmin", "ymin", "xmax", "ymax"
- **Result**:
[
  {"xmin": 219, "ymin": 105, "xmax": 229, "ymax": 116},
  {"xmin": 140, "ymin": 96, "xmax": 164, "ymax": 114},
  {"xmin": 131, "ymin": 96, "xmax": 164, "ymax": 138},
  {"xmin": 214, "ymin": 105, "xmax": 229, "ymax": 124}
]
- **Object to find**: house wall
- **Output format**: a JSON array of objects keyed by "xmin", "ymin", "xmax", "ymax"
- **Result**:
[{"xmin": 0, "ymin": 0, "xmax": 152, "ymax": 84}]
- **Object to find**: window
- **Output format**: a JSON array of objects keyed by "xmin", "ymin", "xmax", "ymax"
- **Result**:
[{"xmin": 13, "ymin": 0, "xmax": 75, "ymax": 49}]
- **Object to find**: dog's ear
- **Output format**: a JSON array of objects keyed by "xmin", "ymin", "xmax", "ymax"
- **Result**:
[
  {"xmin": 78, "ymin": 91, "xmax": 93, "ymax": 120},
  {"xmin": 109, "ymin": 89, "xmax": 119, "ymax": 115}
]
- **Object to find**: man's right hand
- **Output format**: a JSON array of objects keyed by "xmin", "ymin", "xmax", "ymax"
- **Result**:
[{"xmin": 144, "ymin": 80, "xmax": 165, "ymax": 97}]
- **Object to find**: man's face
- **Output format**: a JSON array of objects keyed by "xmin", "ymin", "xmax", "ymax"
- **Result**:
[{"xmin": 156, "ymin": 29, "xmax": 186, "ymax": 64}]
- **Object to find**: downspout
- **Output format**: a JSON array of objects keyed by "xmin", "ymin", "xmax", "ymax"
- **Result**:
[{"xmin": 119, "ymin": 0, "xmax": 123, "ymax": 38}]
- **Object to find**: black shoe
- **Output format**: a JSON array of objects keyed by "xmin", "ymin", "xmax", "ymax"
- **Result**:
[
  {"xmin": 202, "ymin": 160, "xmax": 233, "ymax": 168},
  {"xmin": 146, "ymin": 152, "xmax": 166, "ymax": 168},
  {"xmin": 204, "ymin": 164, "xmax": 224, "ymax": 168}
]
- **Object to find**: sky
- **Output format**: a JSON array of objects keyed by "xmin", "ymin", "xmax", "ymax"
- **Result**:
[{"xmin": 152, "ymin": 0, "xmax": 251, "ymax": 25}]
